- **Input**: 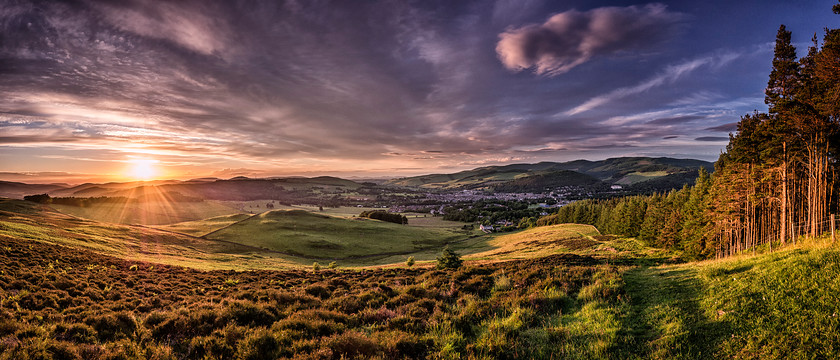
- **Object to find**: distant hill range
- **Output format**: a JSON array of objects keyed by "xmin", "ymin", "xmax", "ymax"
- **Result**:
[
  {"xmin": 385, "ymin": 157, "xmax": 714, "ymax": 193},
  {"xmin": 0, "ymin": 157, "xmax": 713, "ymax": 199},
  {"xmin": 0, "ymin": 176, "xmax": 362, "ymax": 201}
]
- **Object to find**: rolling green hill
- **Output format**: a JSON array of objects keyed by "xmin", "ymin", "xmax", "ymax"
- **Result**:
[
  {"xmin": 0, "ymin": 199, "xmax": 297, "ymax": 270},
  {"xmin": 202, "ymin": 209, "xmax": 470, "ymax": 260}
]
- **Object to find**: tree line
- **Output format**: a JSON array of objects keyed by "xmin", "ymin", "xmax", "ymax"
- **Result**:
[
  {"xmin": 358, "ymin": 210, "xmax": 408, "ymax": 225},
  {"xmin": 537, "ymin": 4, "xmax": 840, "ymax": 259}
]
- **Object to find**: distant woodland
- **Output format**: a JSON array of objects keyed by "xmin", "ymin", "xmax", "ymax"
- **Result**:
[{"xmin": 538, "ymin": 13, "xmax": 840, "ymax": 259}]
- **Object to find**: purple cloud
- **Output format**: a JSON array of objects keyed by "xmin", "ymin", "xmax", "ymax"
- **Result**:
[{"xmin": 496, "ymin": 3, "xmax": 683, "ymax": 76}]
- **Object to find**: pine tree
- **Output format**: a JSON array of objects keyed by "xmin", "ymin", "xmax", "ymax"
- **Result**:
[{"xmin": 436, "ymin": 247, "xmax": 463, "ymax": 269}]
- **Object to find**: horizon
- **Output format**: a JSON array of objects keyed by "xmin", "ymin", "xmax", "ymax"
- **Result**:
[
  {"xmin": 1, "ymin": 154, "xmax": 714, "ymax": 185},
  {"xmin": 2, "ymin": 1, "xmax": 837, "ymax": 183}
]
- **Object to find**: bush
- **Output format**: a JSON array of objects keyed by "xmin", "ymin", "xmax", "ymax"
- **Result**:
[
  {"xmin": 436, "ymin": 247, "xmax": 463, "ymax": 270},
  {"xmin": 406, "ymin": 256, "xmax": 415, "ymax": 268},
  {"xmin": 325, "ymin": 331, "xmax": 381, "ymax": 359},
  {"xmin": 312, "ymin": 262, "xmax": 321, "ymax": 271},
  {"xmin": 236, "ymin": 328, "xmax": 288, "ymax": 360}
]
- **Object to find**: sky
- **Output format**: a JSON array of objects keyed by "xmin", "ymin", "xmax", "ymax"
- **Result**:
[{"xmin": 1, "ymin": 0, "xmax": 838, "ymax": 183}]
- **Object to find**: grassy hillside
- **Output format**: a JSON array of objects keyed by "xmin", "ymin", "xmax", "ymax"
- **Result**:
[
  {"xmin": 386, "ymin": 157, "xmax": 713, "ymax": 191},
  {"xmin": 156, "ymin": 213, "xmax": 252, "ymax": 237},
  {"xmin": 0, "ymin": 199, "xmax": 299, "ymax": 270},
  {"xmin": 491, "ymin": 170, "xmax": 603, "ymax": 192},
  {"xmin": 462, "ymin": 224, "xmax": 672, "ymax": 263},
  {"xmin": 203, "ymin": 209, "xmax": 471, "ymax": 260},
  {"xmin": 50, "ymin": 200, "xmax": 240, "ymax": 225},
  {"xmin": 2, "ymin": 199, "xmax": 839, "ymax": 358}
]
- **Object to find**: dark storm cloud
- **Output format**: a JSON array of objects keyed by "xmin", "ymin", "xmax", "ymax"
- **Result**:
[{"xmin": 496, "ymin": 3, "xmax": 683, "ymax": 75}]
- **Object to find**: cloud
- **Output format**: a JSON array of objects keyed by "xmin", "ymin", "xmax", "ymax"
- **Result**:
[
  {"xmin": 566, "ymin": 52, "xmax": 740, "ymax": 115},
  {"xmin": 695, "ymin": 136, "xmax": 729, "ymax": 142},
  {"xmin": 94, "ymin": 0, "xmax": 233, "ymax": 57},
  {"xmin": 647, "ymin": 115, "xmax": 705, "ymax": 125},
  {"xmin": 705, "ymin": 122, "xmax": 738, "ymax": 132},
  {"xmin": 495, "ymin": 3, "xmax": 683, "ymax": 76}
]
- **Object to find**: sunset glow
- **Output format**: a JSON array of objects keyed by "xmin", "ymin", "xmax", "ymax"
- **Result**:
[
  {"xmin": 127, "ymin": 159, "xmax": 159, "ymax": 181},
  {"xmin": 0, "ymin": 1, "xmax": 836, "ymax": 184}
]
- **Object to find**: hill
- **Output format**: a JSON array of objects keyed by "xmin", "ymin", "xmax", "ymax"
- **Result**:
[
  {"xmin": 0, "ymin": 199, "xmax": 486, "ymax": 267},
  {"xmin": 386, "ymin": 157, "xmax": 714, "ymax": 192},
  {"xmin": 3, "ymin": 201, "xmax": 838, "ymax": 358},
  {"xmin": 2, "ymin": 176, "xmax": 365, "ymax": 201},
  {"xmin": 50, "ymin": 199, "xmax": 240, "ymax": 225},
  {"xmin": 0, "ymin": 199, "xmax": 295, "ymax": 270},
  {"xmin": 0, "ymin": 180, "xmax": 68, "ymax": 199},
  {"xmin": 202, "ymin": 209, "xmax": 470, "ymax": 260}
]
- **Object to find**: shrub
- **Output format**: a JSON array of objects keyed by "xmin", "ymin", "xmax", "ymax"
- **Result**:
[
  {"xmin": 493, "ymin": 271, "xmax": 512, "ymax": 292},
  {"xmin": 436, "ymin": 247, "xmax": 463, "ymax": 270},
  {"xmin": 305, "ymin": 284, "xmax": 332, "ymax": 299},
  {"xmin": 225, "ymin": 301, "xmax": 276, "ymax": 327},
  {"xmin": 86, "ymin": 312, "xmax": 137, "ymax": 342},
  {"xmin": 327, "ymin": 261, "xmax": 338, "ymax": 269},
  {"xmin": 53, "ymin": 322, "xmax": 97, "ymax": 344},
  {"xmin": 325, "ymin": 331, "xmax": 381, "ymax": 359},
  {"xmin": 236, "ymin": 328, "xmax": 288, "ymax": 360},
  {"xmin": 312, "ymin": 262, "xmax": 321, "ymax": 271},
  {"xmin": 406, "ymin": 256, "xmax": 415, "ymax": 268}
]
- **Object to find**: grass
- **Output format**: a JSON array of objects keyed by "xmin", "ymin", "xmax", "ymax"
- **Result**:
[
  {"xmin": 51, "ymin": 200, "xmax": 240, "ymax": 225},
  {"xmin": 615, "ymin": 171, "xmax": 670, "ymax": 185},
  {"xmin": 697, "ymin": 242, "xmax": 840, "ymax": 359},
  {"xmin": 606, "ymin": 237, "xmax": 840, "ymax": 360},
  {"xmin": 3, "ymin": 199, "xmax": 840, "ymax": 358},
  {"xmin": 0, "ymin": 199, "xmax": 300, "ymax": 270},
  {"xmin": 203, "ymin": 209, "xmax": 470, "ymax": 262},
  {"xmin": 464, "ymin": 224, "xmax": 602, "ymax": 260},
  {"xmin": 155, "ymin": 213, "xmax": 252, "ymax": 237},
  {"xmin": 461, "ymin": 224, "xmax": 671, "ymax": 262},
  {"xmin": 0, "ymin": 235, "xmax": 630, "ymax": 360}
]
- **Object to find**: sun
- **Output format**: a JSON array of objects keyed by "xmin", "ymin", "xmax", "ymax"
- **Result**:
[{"xmin": 127, "ymin": 159, "xmax": 159, "ymax": 181}]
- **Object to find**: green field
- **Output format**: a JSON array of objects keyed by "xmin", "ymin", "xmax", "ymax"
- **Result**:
[
  {"xmin": 156, "ymin": 213, "xmax": 253, "ymax": 237},
  {"xmin": 202, "ymin": 209, "xmax": 471, "ymax": 261},
  {"xmin": 0, "ymin": 200, "xmax": 299, "ymax": 270}
]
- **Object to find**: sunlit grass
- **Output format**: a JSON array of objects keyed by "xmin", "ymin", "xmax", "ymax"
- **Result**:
[{"xmin": 204, "ymin": 209, "xmax": 469, "ymax": 261}]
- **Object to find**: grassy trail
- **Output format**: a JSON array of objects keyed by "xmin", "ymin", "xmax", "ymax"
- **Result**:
[{"xmin": 614, "ymin": 265, "xmax": 728, "ymax": 359}]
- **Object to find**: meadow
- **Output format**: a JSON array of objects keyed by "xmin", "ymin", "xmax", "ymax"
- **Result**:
[
  {"xmin": 202, "ymin": 209, "xmax": 472, "ymax": 261},
  {"xmin": 2, "ymin": 198, "xmax": 840, "ymax": 359}
]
